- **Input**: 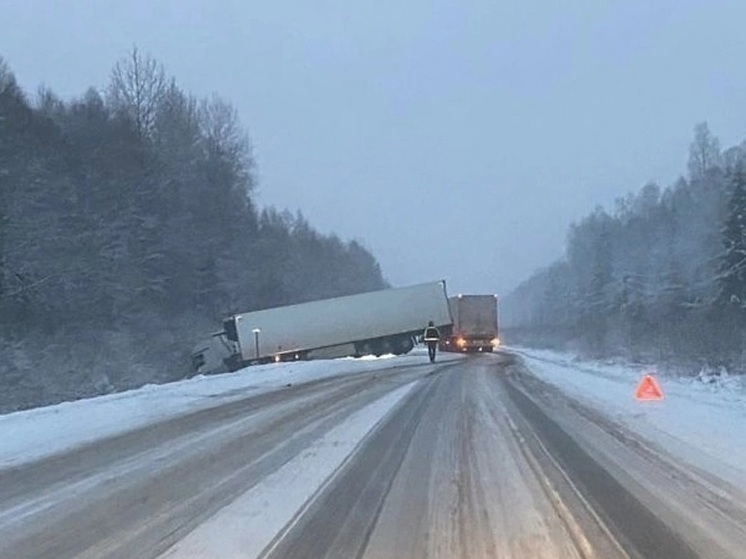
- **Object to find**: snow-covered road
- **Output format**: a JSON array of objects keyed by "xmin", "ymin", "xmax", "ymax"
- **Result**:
[
  {"xmin": 510, "ymin": 346, "xmax": 746, "ymax": 488},
  {"xmin": 258, "ymin": 356, "xmax": 606, "ymax": 559},
  {"xmin": 1, "ymin": 349, "xmax": 745, "ymax": 558},
  {"xmin": 506, "ymin": 348, "xmax": 746, "ymax": 559},
  {"xmin": 0, "ymin": 354, "xmax": 448, "ymax": 559},
  {"xmin": 0, "ymin": 353, "xmax": 428, "ymax": 469}
]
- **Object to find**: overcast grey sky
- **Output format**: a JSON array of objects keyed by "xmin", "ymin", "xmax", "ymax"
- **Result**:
[{"xmin": 2, "ymin": 1, "xmax": 745, "ymax": 295}]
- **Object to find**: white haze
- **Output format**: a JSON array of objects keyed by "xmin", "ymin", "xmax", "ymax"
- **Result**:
[{"xmin": 2, "ymin": 0, "xmax": 746, "ymax": 294}]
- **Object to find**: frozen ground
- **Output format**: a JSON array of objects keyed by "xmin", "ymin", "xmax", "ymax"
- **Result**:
[
  {"xmin": 0, "ymin": 349, "xmax": 450, "ymax": 468},
  {"xmin": 159, "ymin": 382, "xmax": 418, "ymax": 559},
  {"xmin": 510, "ymin": 346, "xmax": 746, "ymax": 488},
  {"xmin": 2, "ymin": 349, "xmax": 743, "ymax": 558}
]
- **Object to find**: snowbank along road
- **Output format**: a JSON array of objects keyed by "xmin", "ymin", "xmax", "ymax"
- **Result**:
[{"xmin": 1, "ymin": 352, "xmax": 744, "ymax": 558}]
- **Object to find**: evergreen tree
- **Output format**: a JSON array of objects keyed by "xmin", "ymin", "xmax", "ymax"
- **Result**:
[{"xmin": 717, "ymin": 165, "xmax": 746, "ymax": 308}]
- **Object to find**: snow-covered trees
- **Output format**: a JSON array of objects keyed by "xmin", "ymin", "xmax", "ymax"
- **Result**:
[
  {"xmin": 718, "ymin": 165, "xmax": 746, "ymax": 309},
  {"xmin": 0, "ymin": 51, "xmax": 387, "ymax": 411},
  {"xmin": 688, "ymin": 122, "xmax": 722, "ymax": 180},
  {"xmin": 108, "ymin": 47, "xmax": 167, "ymax": 140},
  {"xmin": 502, "ymin": 123, "xmax": 740, "ymax": 362}
]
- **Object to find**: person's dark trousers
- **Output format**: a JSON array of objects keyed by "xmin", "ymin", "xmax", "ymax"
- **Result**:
[{"xmin": 427, "ymin": 341, "xmax": 437, "ymax": 362}]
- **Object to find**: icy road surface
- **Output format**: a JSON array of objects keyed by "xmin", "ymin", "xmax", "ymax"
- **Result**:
[
  {"xmin": 511, "ymin": 346, "xmax": 746, "ymax": 489},
  {"xmin": 1, "ymin": 350, "xmax": 745, "ymax": 558},
  {"xmin": 0, "ymin": 352, "xmax": 415, "ymax": 468}
]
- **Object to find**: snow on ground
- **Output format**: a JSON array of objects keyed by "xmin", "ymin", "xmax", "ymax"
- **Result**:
[
  {"xmin": 158, "ymin": 381, "xmax": 418, "ymax": 559},
  {"xmin": 0, "ymin": 349, "xmax": 446, "ymax": 469},
  {"xmin": 512, "ymin": 346, "xmax": 746, "ymax": 487}
]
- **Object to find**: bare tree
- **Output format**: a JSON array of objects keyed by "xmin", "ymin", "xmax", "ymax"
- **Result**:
[
  {"xmin": 199, "ymin": 95, "xmax": 252, "ymax": 178},
  {"xmin": 108, "ymin": 46, "xmax": 167, "ymax": 139},
  {"xmin": 0, "ymin": 56, "xmax": 16, "ymax": 94},
  {"xmin": 688, "ymin": 122, "xmax": 722, "ymax": 179},
  {"xmin": 197, "ymin": 93, "xmax": 256, "ymax": 200}
]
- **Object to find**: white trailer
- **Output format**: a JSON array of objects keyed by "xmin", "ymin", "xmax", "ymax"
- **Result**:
[
  {"xmin": 440, "ymin": 294, "xmax": 499, "ymax": 353},
  {"xmin": 218, "ymin": 281, "xmax": 453, "ymax": 371}
]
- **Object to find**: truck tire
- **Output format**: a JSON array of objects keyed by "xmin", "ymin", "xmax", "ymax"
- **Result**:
[
  {"xmin": 371, "ymin": 340, "xmax": 385, "ymax": 356},
  {"xmin": 392, "ymin": 336, "xmax": 414, "ymax": 355}
]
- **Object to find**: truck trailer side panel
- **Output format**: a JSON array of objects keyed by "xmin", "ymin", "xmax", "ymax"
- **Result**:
[{"xmin": 226, "ymin": 281, "xmax": 452, "ymax": 366}]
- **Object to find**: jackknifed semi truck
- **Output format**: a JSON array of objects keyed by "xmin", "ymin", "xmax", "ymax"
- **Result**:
[
  {"xmin": 440, "ymin": 294, "xmax": 499, "ymax": 353},
  {"xmin": 192, "ymin": 281, "xmax": 453, "ymax": 374}
]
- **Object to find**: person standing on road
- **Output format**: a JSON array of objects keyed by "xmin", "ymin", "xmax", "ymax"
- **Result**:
[{"xmin": 423, "ymin": 321, "xmax": 441, "ymax": 363}]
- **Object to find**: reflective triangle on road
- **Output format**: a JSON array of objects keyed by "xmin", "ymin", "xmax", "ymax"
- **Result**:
[{"xmin": 635, "ymin": 374, "xmax": 664, "ymax": 401}]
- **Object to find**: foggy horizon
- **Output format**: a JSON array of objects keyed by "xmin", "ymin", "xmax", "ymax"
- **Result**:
[{"xmin": 3, "ymin": 0, "xmax": 745, "ymax": 296}]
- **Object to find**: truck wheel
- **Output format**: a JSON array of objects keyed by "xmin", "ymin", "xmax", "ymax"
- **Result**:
[
  {"xmin": 360, "ymin": 340, "xmax": 382, "ymax": 357},
  {"xmin": 393, "ymin": 336, "xmax": 414, "ymax": 355},
  {"xmin": 372, "ymin": 340, "xmax": 385, "ymax": 356},
  {"xmin": 380, "ymin": 339, "xmax": 392, "ymax": 355}
]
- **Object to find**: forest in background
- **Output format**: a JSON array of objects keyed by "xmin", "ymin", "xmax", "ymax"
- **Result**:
[
  {"xmin": 0, "ymin": 50, "xmax": 386, "ymax": 412},
  {"xmin": 502, "ymin": 123, "xmax": 746, "ymax": 372}
]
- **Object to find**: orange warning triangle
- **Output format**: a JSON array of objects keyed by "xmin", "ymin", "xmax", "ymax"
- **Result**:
[{"xmin": 635, "ymin": 374, "xmax": 664, "ymax": 401}]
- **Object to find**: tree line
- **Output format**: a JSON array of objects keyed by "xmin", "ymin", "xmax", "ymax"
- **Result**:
[
  {"xmin": 0, "ymin": 49, "xmax": 386, "ymax": 411},
  {"xmin": 502, "ymin": 123, "xmax": 746, "ymax": 368}
]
